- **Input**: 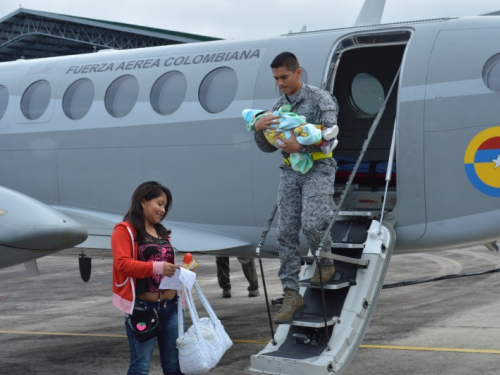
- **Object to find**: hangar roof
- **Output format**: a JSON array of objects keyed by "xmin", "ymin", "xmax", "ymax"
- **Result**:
[{"xmin": 0, "ymin": 8, "xmax": 221, "ymax": 62}]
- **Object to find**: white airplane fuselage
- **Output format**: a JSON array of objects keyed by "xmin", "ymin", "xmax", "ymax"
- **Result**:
[{"xmin": 1, "ymin": 15, "xmax": 500, "ymax": 265}]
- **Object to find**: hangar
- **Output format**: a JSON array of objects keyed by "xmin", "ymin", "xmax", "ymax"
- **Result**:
[{"xmin": 0, "ymin": 8, "xmax": 220, "ymax": 62}]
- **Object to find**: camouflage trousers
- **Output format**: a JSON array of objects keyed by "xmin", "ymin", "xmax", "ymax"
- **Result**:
[
  {"xmin": 277, "ymin": 161, "xmax": 337, "ymax": 292},
  {"xmin": 216, "ymin": 257, "xmax": 259, "ymax": 291}
]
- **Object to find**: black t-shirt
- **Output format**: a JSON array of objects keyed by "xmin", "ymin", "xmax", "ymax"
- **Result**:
[{"xmin": 135, "ymin": 234, "xmax": 175, "ymax": 294}]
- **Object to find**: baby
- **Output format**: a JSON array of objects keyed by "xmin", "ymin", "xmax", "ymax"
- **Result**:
[{"xmin": 242, "ymin": 105, "xmax": 339, "ymax": 173}]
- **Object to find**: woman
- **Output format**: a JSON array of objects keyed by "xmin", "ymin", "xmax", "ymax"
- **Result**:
[{"xmin": 111, "ymin": 181, "xmax": 182, "ymax": 375}]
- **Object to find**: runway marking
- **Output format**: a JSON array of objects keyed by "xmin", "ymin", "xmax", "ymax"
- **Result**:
[
  {"xmin": 0, "ymin": 330, "xmax": 125, "ymax": 338},
  {"xmin": 2, "ymin": 331, "xmax": 500, "ymax": 354},
  {"xmin": 232, "ymin": 339, "xmax": 269, "ymax": 344},
  {"xmin": 0, "ymin": 330, "xmax": 267, "ymax": 344},
  {"xmin": 360, "ymin": 344, "xmax": 500, "ymax": 354}
]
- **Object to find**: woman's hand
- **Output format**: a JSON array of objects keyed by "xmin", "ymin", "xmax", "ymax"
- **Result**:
[{"xmin": 163, "ymin": 262, "xmax": 180, "ymax": 277}]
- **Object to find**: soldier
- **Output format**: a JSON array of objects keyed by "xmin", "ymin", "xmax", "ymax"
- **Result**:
[
  {"xmin": 253, "ymin": 51, "xmax": 338, "ymax": 324},
  {"xmin": 216, "ymin": 257, "xmax": 260, "ymax": 298}
]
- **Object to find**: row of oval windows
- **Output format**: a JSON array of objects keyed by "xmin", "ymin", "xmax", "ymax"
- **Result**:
[
  {"xmin": 0, "ymin": 66, "xmax": 388, "ymax": 122},
  {"xmin": 0, "ymin": 67, "xmax": 240, "ymax": 121},
  {"xmin": 0, "ymin": 68, "xmax": 402, "ymax": 121},
  {"xmin": 0, "ymin": 62, "xmax": 390, "ymax": 121},
  {"xmin": 3, "ymin": 53, "xmax": 499, "ymax": 122}
]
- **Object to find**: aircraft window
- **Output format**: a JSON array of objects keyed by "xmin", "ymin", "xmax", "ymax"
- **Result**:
[
  {"xmin": 0, "ymin": 85, "xmax": 8, "ymax": 120},
  {"xmin": 63, "ymin": 78, "xmax": 94, "ymax": 120},
  {"xmin": 483, "ymin": 54, "xmax": 500, "ymax": 92},
  {"xmin": 105, "ymin": 75, "xmax": 139, "ymax": 118},
  {"xmin": 21, "ymin": 80, "xmax": 51, "ymax": 120},
  {"xmin": 150, "ymin": 71, "xmax": 187, "ymax": 115},
  {"xmin": 199, "ymin": 67, "xmax": 237, "ymax": 113},
  {"xmin": 350, "ymin": 73, "xmax": 385, "ymax": 116}
]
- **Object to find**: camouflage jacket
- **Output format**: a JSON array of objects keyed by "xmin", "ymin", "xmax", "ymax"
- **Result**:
[{"xmin": 254, "ymin": 83, "xmax": 338, "ymax": 160}]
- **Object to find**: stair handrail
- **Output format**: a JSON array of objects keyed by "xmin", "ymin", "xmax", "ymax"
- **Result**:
[
  {"xmin": 317, "ymin": 65, "xmax": 401, "ymax": 253},
  {"xmin": 379, "ymin": 120, "xmax": 397, "ymax": 234},
  {"xmin": 315, "ymin": 66, "xmax": 401, "ymax": 349},
  {"xmin": 256, "ymin": 203, "xmax": 279, "ymax": 345}
]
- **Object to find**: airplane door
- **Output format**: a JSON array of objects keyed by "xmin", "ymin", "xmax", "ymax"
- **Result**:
[
  {"xmin": 326, "ymin": 28, "xmax": 436, "ymax": 245},
  {"xmin": 249, "ymin": 27, "xmax": 443, "ymax": 248}
]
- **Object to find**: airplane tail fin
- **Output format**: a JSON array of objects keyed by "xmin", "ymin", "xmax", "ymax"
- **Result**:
[
  {"xmin": 482, "ymin": 10, "xmax": 500, "ymax": 16},
  {"xmin": 354, "ymin": 0, "xmax": 386, "ymax": 26}
]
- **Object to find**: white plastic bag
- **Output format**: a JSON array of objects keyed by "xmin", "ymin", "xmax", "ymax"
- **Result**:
[{"xmin": 177, "ymin": 281, "xmax": 233, "ymax": 374}]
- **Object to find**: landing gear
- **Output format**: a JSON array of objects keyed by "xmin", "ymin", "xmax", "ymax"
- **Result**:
[{"xmin": 78, "ymin": 255, "xmax": 91, "ymax": 282}]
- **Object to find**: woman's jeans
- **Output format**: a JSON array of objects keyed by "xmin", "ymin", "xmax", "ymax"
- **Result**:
[{"xmin": 125, "ymin": 295, "xmax": 183, "ymax": 375}]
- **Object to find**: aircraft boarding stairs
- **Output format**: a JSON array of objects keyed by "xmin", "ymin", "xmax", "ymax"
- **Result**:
[
  {"xmin": 247, "ymin": 67, "xmax": 400, "ymax": 374},
  {"xmin": 246, "ymin": 210, "xmax": 396, "ymax": 375}
]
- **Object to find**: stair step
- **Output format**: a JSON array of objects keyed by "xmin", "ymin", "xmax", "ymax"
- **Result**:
[
  {"xmin": 300, "ymin": 251, "xmax": 360, "ymax": 289},
  {"xmin": 291, "ymin": 313, "xmax": 340, "ymax": 328},
  {"xmin": 337, "ymin": 210, "xmax": 381, "ymax": 218},
  {"xmin": 331, "ymin": 242, "xmax": 365, "ymax": 248},
  {"xmin": 331, "ymin": 220, "xmax": 370, "ymax": 244},
  {"xmin": 316, "ymin": 251, "xmax": 370, "ymax": 268},
  {"xmin": 299, "ymin": 278, "xmax": 356, "ymax": 290},
  {"xmin": 255, "ymin": 326, "xmax": 334, "ymax": 361}
]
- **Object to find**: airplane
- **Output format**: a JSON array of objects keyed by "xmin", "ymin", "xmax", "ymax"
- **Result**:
[{"xmin": 2, "ymin": 0, "xmax": 500, "ymax": 373}]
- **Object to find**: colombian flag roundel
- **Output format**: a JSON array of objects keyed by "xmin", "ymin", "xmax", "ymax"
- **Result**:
[{"xmin": 464, "ymin": 127, "xmax": 500, "ymax": 197}]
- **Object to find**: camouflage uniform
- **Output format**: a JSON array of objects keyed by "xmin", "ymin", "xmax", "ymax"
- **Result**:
[
  {"xmin": 216, "ymin": 257, "xmax": 259, "ymax": 291},
  {"xmin": 254, "ymin": 83, "xmax": 338, "ymax": 292}
]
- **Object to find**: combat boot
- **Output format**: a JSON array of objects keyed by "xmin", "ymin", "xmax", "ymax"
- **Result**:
[
  {"xmin": 310, "ymin": 264, "xmax": 336, "ymax": 286},
  {"xmin": 273, "ymin": 289, "xmax": 306, "ymax": 324}
]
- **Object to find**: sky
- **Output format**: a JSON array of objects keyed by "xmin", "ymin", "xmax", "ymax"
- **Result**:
[{"xmin": 1, "ymin": 0, "xmax": 499, "ymax": 40}]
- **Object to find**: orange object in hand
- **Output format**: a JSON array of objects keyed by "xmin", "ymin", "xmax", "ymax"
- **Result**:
[
  {"xmin": 183, "ymin": 253, "xmax": 192, "ymax": 264},
  {"xmin": 180, "ymin": 253, "xmax": 198, "ymax": 270}
]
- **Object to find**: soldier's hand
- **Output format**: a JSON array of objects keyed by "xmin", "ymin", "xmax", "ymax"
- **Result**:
[
  {"xmin": 254, "ymin": 114, "xmax": 279, "ymax": 132},
  {"xmin": 277, "ymin": 132, "xmax": 302, "ymax": 154}
]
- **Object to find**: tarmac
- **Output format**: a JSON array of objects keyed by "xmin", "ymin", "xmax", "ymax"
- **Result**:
[{"xmin": 2, "ymin": 245, "xmax": 500, "ymax": 375}]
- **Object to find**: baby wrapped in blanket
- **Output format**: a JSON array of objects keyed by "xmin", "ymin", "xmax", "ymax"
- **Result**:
[{"xmin": 242, "ymin": 105, "xmax": 338, "ymax": 173}]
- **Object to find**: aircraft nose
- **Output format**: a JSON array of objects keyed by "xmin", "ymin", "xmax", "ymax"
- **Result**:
[{"xmin": 0, "ymin": 186, "xmax": 88, "ymax": 251}]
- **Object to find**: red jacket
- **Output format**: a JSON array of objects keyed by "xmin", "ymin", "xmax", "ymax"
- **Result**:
[{"xmin": 111, "ymin": 221, "xmax": 164, "ymax": 314}]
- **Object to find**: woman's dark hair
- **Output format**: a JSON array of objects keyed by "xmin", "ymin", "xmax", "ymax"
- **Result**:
[{"xmin": 123, "ymin": 181, "xmax": 173, "ymax": 240}]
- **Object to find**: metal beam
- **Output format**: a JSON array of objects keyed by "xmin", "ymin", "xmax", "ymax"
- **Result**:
[{"xmin": 0, "ymin": 12, "xmax": 183, "ymax": 61}]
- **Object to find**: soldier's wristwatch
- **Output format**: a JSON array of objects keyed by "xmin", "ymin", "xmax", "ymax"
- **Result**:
[{"xmin": 298, "ymin": 145, "xmax": 307, "ymax": 153}]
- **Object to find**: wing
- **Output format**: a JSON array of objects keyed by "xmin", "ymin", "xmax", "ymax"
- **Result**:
[
  {"xmin": 50, "ymin": 204, "xmax": 253, "ymax": 256},
  {"xmin": 0, "ymin": 186, "xmax": 88, "ymax": 270},
  {"xmin": 49, "ymin": 204, "xmax": 254, "ymax": 281}
]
